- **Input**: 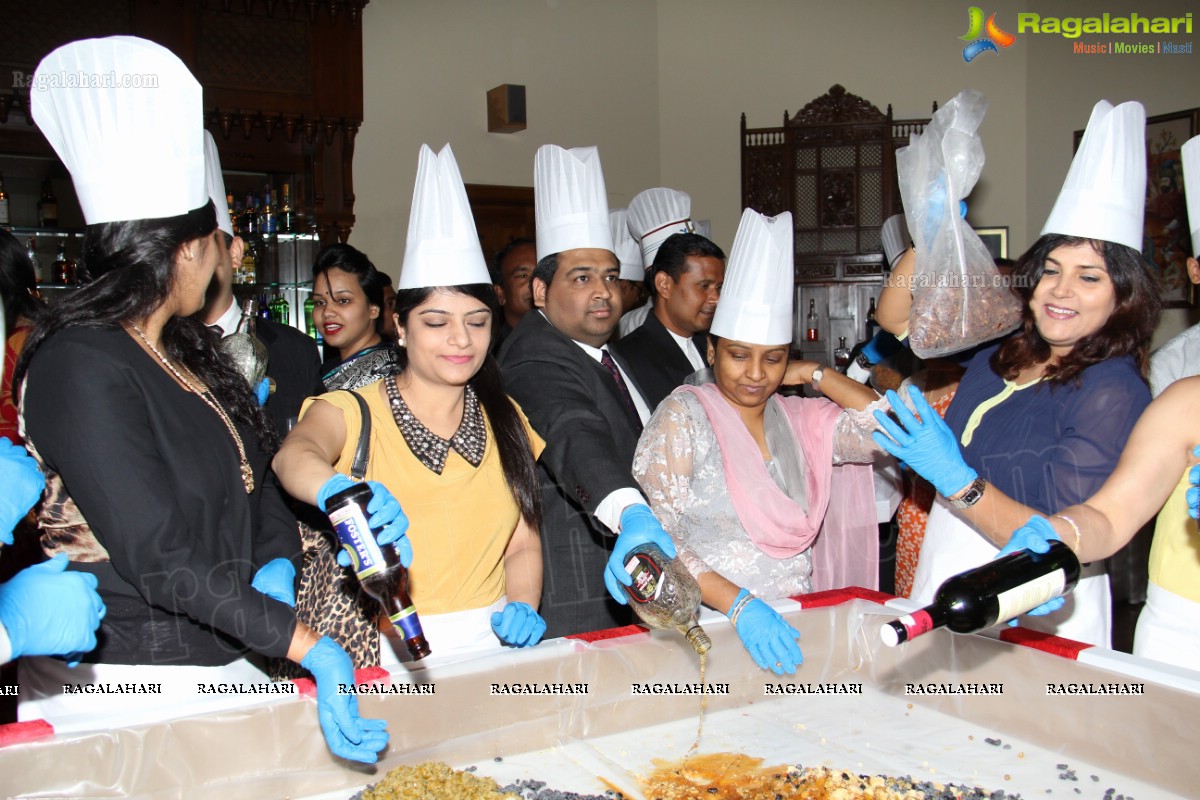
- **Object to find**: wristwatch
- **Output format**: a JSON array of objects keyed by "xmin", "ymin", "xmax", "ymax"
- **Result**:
[
  {"xmin": 950, "ymin": 477, "xmax": 987, "ymax": 509},
  {"xmin": 810, "ymin": 366, "xmax": 825, "ymax": 388}
]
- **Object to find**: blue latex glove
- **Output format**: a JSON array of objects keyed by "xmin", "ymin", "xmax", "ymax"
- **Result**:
[
  {"xmin": 727, "ymin": 589, "xmax": 803, "ymax": 675},
  {"xmin": 251, "ymin": 557, "xmax": 296, "ymax": 607},
  {"xmin": 922, "ymin": 173, "xmax": 969, "ymax": 248},
  {"xmin": 490, "ymin": 601, "xmax": 547, "ymax": 647},
  {"xmin": 254, "ymin": 377, "xmax": 271, "ymax": 407},
  {"xmin": 0, "ymin": 553, "xmax": 105, "ymax": 661},
  {"xmin": 1187, "ymin": 445, "xmax": 1200, "ymax": 520},
  {"xmin": 872, "ymin": 385, "xmax": 978, "ymax": 498},
  {"xmin": 995, "ymin": 516, "xmax": 1066, "ymax": 619},
  {"xmin": 317, "ymin": 474, "xmax": 413, "ymax": 570},
  {"xmin": 0, "ymin": 438, "xmax": 44, "ymax": 544},
  {"xmin": 859, "ymin": 331, "xmax": 902, "ymax": 366},
  {"xmin": 605, "ymin": 504, "xmax": 679, "ymax": 605},
  {"xmin": 300, "ymin": 636, "xmax": 389, "ymax": 763}
]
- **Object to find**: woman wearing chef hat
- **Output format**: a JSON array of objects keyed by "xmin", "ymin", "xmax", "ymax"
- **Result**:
[{"xmin": 15, "ymin": 36, "xmax": 388, "ymax": 763}]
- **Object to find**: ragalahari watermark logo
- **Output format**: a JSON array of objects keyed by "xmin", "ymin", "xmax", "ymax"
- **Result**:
[{"xmin": 959, "ymin": 7, "xmax": 1016, "ymax": 62}]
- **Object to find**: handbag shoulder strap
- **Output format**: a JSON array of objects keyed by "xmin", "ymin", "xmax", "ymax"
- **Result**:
[{"xmin": 343, "ymin": 389, "xmax": 371, "ymax": 480}]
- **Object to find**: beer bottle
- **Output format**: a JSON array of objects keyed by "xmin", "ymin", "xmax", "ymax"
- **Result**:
[{"xmin": 325, "ymin": 482, "xmax": 430, "ymax": 660}]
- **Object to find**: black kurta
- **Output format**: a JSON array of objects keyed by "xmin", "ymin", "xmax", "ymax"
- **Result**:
[{"xmin": 22, "ymin": 327, "xmax": 299, "ymax": 666}]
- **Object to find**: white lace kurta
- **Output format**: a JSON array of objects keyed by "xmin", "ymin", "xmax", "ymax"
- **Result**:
[{"xmin": 632, "ymin": 390, "xmax": 884, "ymax": 600}]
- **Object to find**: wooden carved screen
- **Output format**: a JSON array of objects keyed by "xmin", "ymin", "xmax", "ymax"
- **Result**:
[{"xmin": 742, "ymin": 85, "xmax": 930, "ymax": 284}]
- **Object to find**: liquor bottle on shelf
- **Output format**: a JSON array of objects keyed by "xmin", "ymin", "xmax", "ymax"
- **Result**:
[
  {"xmin": 25, "ymin": 238, "xmax": 42, "ymax": 283},
  {"xmin": 805, "ymin": 298, "xmax": 819, "ymax": 342},
  {"xmin": 622, "ymin": 542, "xmax": 711, "ymax": 655},
  {"xmin": 240, "ymin": 238, "xmax": 257, "ymax": 284},
  {"xmin": 833, "ymin": 337, "xmax": 851, "ymax": 371},
  {"xmin": 271, "ymin": 291, "xmax": 290, "ymax": 326},
  {"xmin": 52, "ymin": 242, "xmax": 75, "ymax": 285},
  {"xmin": 880, "ymin": 541, "xmax": 1081, "ymax": 646},
  {"xmin": 279, "ymin": 183, "xmax": 294, "ymax": 234},
  {"xmin": 226, "ymin": 193, "xmax": 239, "ymax": 237},
  {"xmin": 0, "ymin": 172, "xmax": 10, "ymax": 226},
  {"xmin": 324, "ymin": 482, "xmax": 430, "ymax": 660},
  {"xmin": 262, "ymin": 185, "xmax": 276, "ymax": 236},
  {"xmin": 38, "ymin": 180, "xmax": 58, "ymax": 228},
  {"xmin": 242, "ymin": 193, "xmax": 258, "ymax": 237},
  {"xmin": 865, "ymin": 296, "xmax": 878, "ymax": 340},
  {"xmin": 258, "ymin": 289, "xmax": 271, "ymax": 319},
  {"xmin": 218, "ymin": 298, "xmax": 269, "ymax": 390},
  {"xmin": 303, "ymin": 293, "xmax": 317, "ymax": 339}
]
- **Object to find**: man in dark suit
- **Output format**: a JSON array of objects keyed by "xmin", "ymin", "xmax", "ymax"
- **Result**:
[
  {"xmin": 199, "ymin": 132, "xmax": 323, "ymax": 437},
  {"xmin": 498, "ymin": 144, "xmax": 677, "ymax": 639},
  {"xmin": 613, "ymin": 233, "xmax": 725, "ymax": 411}
]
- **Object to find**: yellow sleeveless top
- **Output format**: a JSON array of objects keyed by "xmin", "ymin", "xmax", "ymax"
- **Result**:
[{"xmin": 1147, "ymin": 467, "xmax": 1200, "ymax": 604}]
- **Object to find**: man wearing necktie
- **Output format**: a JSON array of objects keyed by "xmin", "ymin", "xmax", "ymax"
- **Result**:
[{"xmin": 499, "ymin": 145, "xmax": 677, "ymax": 638}]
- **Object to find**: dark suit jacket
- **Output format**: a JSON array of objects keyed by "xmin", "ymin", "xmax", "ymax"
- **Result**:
[
  {"xmin": 612, "ymin": 312, "xmax": 706, "ymax": 412},
  {"xmin": 498, "ymin": 311, "xmax": 646, "ymax": 638},
  {"xmin": 257, "ymin": 318, "xmax": 324, "ymax": 438}
]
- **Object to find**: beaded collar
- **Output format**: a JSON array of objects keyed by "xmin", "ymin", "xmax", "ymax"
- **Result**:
[{"xmin": 384, "ymin": 376, "xmax": 486, "ymax": 474}]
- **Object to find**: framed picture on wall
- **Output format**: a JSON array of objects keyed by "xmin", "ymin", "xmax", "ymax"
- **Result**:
[
  {"xmin": 974, "ymin": 227, "xmax": 1009, "ymax": 261},
  {"xmin": 1075, "ymin": 107, "xmax": 1199, "ymax": 308}
]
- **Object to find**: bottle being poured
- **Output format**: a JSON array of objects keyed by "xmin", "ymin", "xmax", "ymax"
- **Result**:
[
  {"xmin": 623, "ymin": 542, "xmax": 711, "ymax": 655},
  {"xmin": 219, "ymin": 298, "xmax": 270, "ymax": 392}
]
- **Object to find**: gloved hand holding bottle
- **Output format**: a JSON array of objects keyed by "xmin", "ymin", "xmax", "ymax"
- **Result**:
[
  {"xmin": 727, "ymin": 588, "xmax": 802, "ymax": 675},
  {"xmin": 317, "ymin": 474, "xmax": 412, "ymax": 569},
  {"xmin": 605, "ymin": 504, "xmax": 678, "ymax": 604},
  {"xmin": 995, "ymin": 516, "xmax": 1066, "ymax": 618}
]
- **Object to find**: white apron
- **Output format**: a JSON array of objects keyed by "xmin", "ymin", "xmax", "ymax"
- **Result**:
[
  {"xmin": 910, "ymin": 498, "xmax": 1112, "ymax": 647},
  {"xmin": 19, "ymin": 656, "xmax": 273, "ymax": 734},
  {"xmin": 1134, "ymin": 582, "xmax": 1200, "ymax": 671},
  {"xmin": 380, "ymin": 596, "xmax": 507, "ymax": 670}
]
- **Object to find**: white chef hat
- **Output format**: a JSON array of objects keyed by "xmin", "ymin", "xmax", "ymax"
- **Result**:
[
  {"xmin": 203, "ymin": 131, "xmax": 234, "ymax": 238},
  {"xmin": 400, "ymin": 144, "xmax": 491, "ymax": 290},
  {"xmin": 609, "ymin": 209, "xmax": 642, "ymax": 281},
  {"xmin": 1182, "ymin": 135, "xmax": 1200, "ymax": 259},
  {"xmin": 32, "ymin": 36, "xmax": 206, "ymax": 225},
  {"xmin": 709, "ymin": 209, "xmax": 794, "ymax": 346},
  {"xmin": 627, "ymin": 187, "xmax": 693, "ymax": 269},
  {"xmin": 881, "ymin": 213, "xmax": 910, "ymax": 268},
  {"xmin": 1041, "ymin": 100, "xmax": 1146, "ymax": 250},
  {"xmin": 534, "ymin": 145, "xmax": 613, "ymax": 261}
]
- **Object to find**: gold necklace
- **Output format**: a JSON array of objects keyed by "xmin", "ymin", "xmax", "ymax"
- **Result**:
[{"xmin": 128, "ymin": 323, "xmax": 254, "ymax": 493}]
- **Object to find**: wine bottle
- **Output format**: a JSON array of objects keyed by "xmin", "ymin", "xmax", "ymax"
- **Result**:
[
  {"xmin": 52, "ymin": 242, "xmax": 73, "ymax": 285},
  {"xmin": 880, "ymin": 541, "xmax": 1081, "ymax": 646},
  {"xmin": 865, "ymin": 296, "xmax": 878, "ymax": 339},
  {"xmin": 623, "ymin": 542, "xmax": 711, "ymax": 655},
  {"xmin": 37, "ymin": 180, "xmax": 58, "ymax": 228},
  {"xmin": 279, "ymin": 182, "xmax": 294, "ymax": 234},
  {"xmin": 805, "ymin": 298, "xmax": 819, "ymax": 342},
  {"xmin": 833, "ymin": 336, "xmax": 851, "ymax": 370},
  {"xmin": 241, "ymin": 238, "xmax": 257, "ymax": 284},
  {"xmin": 325, "ymin": 482, "xmax": 430, "ymax": 660}
]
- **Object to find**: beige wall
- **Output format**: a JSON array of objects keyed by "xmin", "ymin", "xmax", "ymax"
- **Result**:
[
  {"xmin": 354, "ymin": 0, "xmax": 659, "ymax": 275},
  {"xmin": 356, "ymin": 0, "xmax": 1197, "ymax": 341}
]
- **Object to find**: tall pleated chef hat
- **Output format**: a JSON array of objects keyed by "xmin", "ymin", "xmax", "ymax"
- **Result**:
[
  {"xmin": 203, "ymin": 131, "xmax": 234, "ymax": 237},
  {"xmin": 1041, "ymin": 100, "xmax": 1146, "ymax": 250},
  {"xmin": 709, "ymin": 208, "xmax": 794, "ymax": 346},
  {"xmin": 1183, "ymin": 135, "xmax": 1200, "ymax": 259},
  {"xmin": 534, "ymin": 145, "xmax": 613, "ymax": 261},
  {"xmin": 627, "ymin": 187, "xmax": 693, "ymax": 269},
  {"xmin": 32, "ymin": 36, "xmax": 206, "ymax": 225},
  {"xmin": 881, "ymin": 213, "xmax": 910, "ymax": 268},
  {"xmin": 609, "ymin": 209, "xmax": 643, "ymax": 281},
  {"xmin": 400, "ymin": 143, "xmax": 491, "ymax": 289}
]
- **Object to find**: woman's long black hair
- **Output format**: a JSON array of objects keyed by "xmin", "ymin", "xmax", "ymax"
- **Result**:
[
  {"xmin": 0, "ymin": 229, "xmax": 45, "ymax": 328},
  {"xmin": 393, "ymin": 283, "xmax": 542, "ymax": 530},
  {"xmin": 14, "ymin": 201, "xmax": 278, "ymax": 451}
]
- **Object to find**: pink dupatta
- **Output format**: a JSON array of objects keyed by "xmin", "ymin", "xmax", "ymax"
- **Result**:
[{"xmin": 679, "ymin": 383, "xmax": 879, "ymax": 591}]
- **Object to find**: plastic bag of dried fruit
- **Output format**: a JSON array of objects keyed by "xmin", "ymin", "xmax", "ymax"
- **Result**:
[{"xmin": 896, "ymin": 89, "xmax": 1022, "ymax": 358}]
